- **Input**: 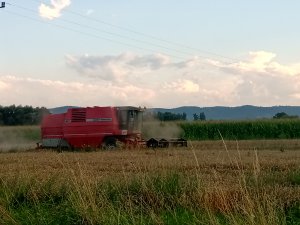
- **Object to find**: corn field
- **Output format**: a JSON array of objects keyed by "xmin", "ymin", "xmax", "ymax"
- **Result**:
[{"xmin": 180, "ymin": 119, "xmax": 300, "ymax": 140}]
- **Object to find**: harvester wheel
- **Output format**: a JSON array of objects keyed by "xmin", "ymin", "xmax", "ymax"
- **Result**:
[
  {"xmin": 57, "ymin": 139, "xmax": 72, "ymax": 152},
  {"xmin": 146, "ymin": 138, "xmax": 159, "ymax": 148},
  {"xmin": 103, "ymin": 137, "xmax": 117, "ymax": 150}
]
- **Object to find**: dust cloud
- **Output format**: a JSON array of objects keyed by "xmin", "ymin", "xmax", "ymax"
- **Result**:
[
  {"xmin": 142, "ymin": 120, "xmax": 183, "ymax": 140},
  {"xmin": 0, "ymin": 126, "xmax": 38, "ymax": 152}
]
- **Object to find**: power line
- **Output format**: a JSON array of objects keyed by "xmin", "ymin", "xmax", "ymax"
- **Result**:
[
  {"xmin": 8, "ymin": 2, "xmax": 201, "ymax": 59},
  {"xmin": 66, "ymin": 9, "xmax": 238, "ymax": 62},
  {"xmin": 4, "ymin": 0, "xmax": 239, "ymax": 63},
  {"xmin": 15, "ymin": 0, "xmax": 240, "ymax": 63},
  {"xmin": 2, "ymin": 9, "xmax": 189, "ymax": 61}
]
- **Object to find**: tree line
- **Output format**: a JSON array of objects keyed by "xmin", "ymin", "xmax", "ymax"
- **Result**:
[
  {"xmin": 0, "ymin": 105, "xmax": 49, "ymax": 125},
  {"xmin": 143, "ymin": 111, "xmax": 207, "ymax": 121},
  {"xmin": 150, "ymin": 111, "xmax": 297, "ymax": 122},
  {"xmin": 143, "ymin": 111, "xmax": 187, "ymax": 121},
  {"xmin": 273, "ymin": 112, "xmax": 299, "ymax": 119}
]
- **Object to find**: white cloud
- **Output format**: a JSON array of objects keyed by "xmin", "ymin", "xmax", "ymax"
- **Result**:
[
  {"xmin": 39, "ymin": 0, "xmax": 71, "ymax": 20},
  {"xmin": 219, "ymin": 51, "xmax": 300, "ymax": 77},
  {"xmin": 65, "ymin": 53, "xmax": 171, "ymax": 82},
  {"xmin": 210, "ymin": 51, "xmax": 300, "ymax": 105},
  {"xmin": 290, "ymin": 93, "xmax": 300, "ymax": 99},
  {"xmin": 0, "ymin": 80, "xmax": 10, "ymax": 90},
  {"xmin": 163, "ymin": 79, "xmax": 199, "ymax": 93},
  {"xmin": 2, "ymin": 51, "xmax": 300, "ymax": 107},
  {"xmin": 0, "ymin": 76, "xmax": 155, "ymax": 107},
  {"xmin": 128, "ymin": 53, "xmax": 170, "ymax": 69}
]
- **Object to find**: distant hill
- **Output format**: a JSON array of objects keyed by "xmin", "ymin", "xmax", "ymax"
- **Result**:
[
  {"xmin": 151, "ymin": 105, "xmax": 300, "ymax": 120},
  {"xmin": 49, "ymin": 105, "xmax": 300, "ymax": 120}
]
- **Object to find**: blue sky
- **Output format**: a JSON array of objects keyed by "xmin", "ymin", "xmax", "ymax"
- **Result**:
[{"xmin": 1, "ymin": 0, "xmax": 300, "ymax": 108}]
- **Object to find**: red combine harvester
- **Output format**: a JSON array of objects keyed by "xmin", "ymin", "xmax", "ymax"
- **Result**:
[
  {"xmin": 40, "ymin": 106, "xmax": 187, "ymax": 149},
  {"xmin": 40, "ymin": 106, "xmax": 144, "ymax": 149}
]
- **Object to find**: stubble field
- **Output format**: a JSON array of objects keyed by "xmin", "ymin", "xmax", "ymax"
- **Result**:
[{"xmin": 0, "ymin": 125, "xmax": 300, "ymax": 224}]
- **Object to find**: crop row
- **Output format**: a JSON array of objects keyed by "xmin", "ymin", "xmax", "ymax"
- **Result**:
[{"xmin": 180, "ymin": 119, "xmax": 300, "ymax": 140}]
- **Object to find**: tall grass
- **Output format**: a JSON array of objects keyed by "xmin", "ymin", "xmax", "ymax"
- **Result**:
[
  {"xmin": 0, "ymin": 147, "xmax": 300, "ymax": 224},
  {"xmin": 0, "ymin": 169, "xmax": 298, "ymax": 224}
]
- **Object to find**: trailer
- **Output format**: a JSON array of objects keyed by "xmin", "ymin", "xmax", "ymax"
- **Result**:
[
  {"xmin": 146, "ymin": 138, "xmax": 187, "ymax": 148},
  {"xmin": 40, "ymin": 106, "xmax": 187, "ymax": 149}
]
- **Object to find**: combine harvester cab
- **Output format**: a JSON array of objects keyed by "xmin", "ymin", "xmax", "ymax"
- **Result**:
[{"xmin": 40, "ymin": 106, "xmax": 144, "ymax": 149}]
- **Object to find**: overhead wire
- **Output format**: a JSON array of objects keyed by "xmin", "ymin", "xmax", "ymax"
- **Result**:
[
  {"xmin": 66, "ymin": 9, "xmax": 238, "ymax": 62},
  {"xmin": 4, "ymin": 0, "xmax": 241, "ymax": 63},
  {"xmin": 7, "ymin": 2, "xmax": 203, "ymax": 59},
  {"xmin": 25, "ymin": 0, "xmax": 239, "ymax": 62},
  {"xmin": 2, "ymin": 5, "xmax": 189, "ymax": 61}
]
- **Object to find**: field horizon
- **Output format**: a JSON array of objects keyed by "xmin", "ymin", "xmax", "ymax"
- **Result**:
[{"xmin": 49, "ymin": 105, "xmax": 300, "ymax": 120}]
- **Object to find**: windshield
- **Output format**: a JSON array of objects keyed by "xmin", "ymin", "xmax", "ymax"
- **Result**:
[{"xmin": 117, "ymin": 109, "xmax": 143, "ymax": 132}]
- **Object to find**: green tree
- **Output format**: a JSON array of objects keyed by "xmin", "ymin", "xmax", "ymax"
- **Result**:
[
  {"xmin": 156, "ymin": 111, "xmax": 187, "ymax": 121},
  {"xmin": 0, "ymin": 105, "xmax": 49, "ymax": 125},
  {"xmin": 193, "ymin": 113, "xmax": 199, "ymax": 121},
  {"xmin": 199, "ymin": 112, "xmax": 206, "ymax": 121},
  {"xmin": 273, "ymin": 112, "xmax": 298, "ymax": 119}
]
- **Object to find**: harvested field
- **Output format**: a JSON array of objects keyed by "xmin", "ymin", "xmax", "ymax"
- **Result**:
[
  {"xmin": 0, "ymin": 141, "xmax": 300, "ymax": 224},
  {"xmin": 0, "ymin": 145, "xmax": 300, "ymax": 179}
]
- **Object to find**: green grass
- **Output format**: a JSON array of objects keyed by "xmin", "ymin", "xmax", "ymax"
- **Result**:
[
  {"xmin": 288, "ymin": 170, "xmax": 300, "ymax": 186},
  {"xmin": 0, "ymin": 170, "xmax": 299, "ymax": 225},
  {"xmin": 286, "ymin": 203, "xmax": 300, "ymax": 225},
  {"xmin": 0, "ymin": 177, "xmax": 81, "ymax": 225}
]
